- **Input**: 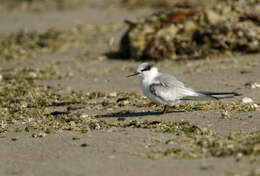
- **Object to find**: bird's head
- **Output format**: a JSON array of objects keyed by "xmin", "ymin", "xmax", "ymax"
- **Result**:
[{"xmin": 127, "ymin": 63, "xmax": 158, "ymax": 79}]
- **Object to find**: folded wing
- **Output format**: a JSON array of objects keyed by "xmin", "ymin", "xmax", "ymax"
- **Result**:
[
  {"xmin": 151, "ymin": 73, "xmax": 240, "ymax": 102},
  {"xmin": 150, "ymin": 73, "xmax": 198, "ymax": 102}
]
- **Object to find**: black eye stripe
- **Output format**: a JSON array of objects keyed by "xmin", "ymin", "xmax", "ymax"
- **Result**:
[
  {"xmin": 141, "ymin": 67, "xmax": 150, "ymax": 71},
  {"xmin": 141, "ymin": 64, "xmax": 153, "ymax": 72}
]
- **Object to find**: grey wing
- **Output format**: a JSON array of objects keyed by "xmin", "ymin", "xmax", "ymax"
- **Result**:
[
  {"xmin": 153, "ymin": 73, "xmax": 239, "ymax": 102},
  {"xmin": 151, "ymin": 74, "xmax": 199, "ymax": 102},
  {"xmin": 155, "ymin": 73, "xmax": 185, "ymax": 88}
]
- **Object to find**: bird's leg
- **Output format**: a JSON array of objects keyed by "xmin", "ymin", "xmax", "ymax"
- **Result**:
[{"xmin": 161, "ymin": 105, "xmax": 169, "ymax": 115}]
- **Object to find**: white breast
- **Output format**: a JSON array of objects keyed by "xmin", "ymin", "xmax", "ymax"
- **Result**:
[
  {"xmin": 140, "ymin": 79, "xmax": 165, "ymax": 105},
  {"xmin": 140, "ymin": 79, "xmax": 150, "ymax": 97}
]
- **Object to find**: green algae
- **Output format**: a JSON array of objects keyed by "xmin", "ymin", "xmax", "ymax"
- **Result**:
[
  {"xmin": 0, "ymin": 23, "xmax": 123, "ymax": 61},
  {"xmin": 0, "ymin": 28, "xmax": 84, "ymax": 60}
]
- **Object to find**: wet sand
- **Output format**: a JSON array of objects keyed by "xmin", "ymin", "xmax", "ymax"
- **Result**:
[{"xmin": 0, "ymin": 1, "xmax": 259, "ymax": 176}]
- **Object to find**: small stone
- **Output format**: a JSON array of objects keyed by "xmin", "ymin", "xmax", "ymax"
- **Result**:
[
  {"xmin": 80, "ymin": 114, "xmax": 89, "ymax": 118},
  {"xmin": 221, "ymin": 110, "xmax": 230, "ymax": 119},
  {"xmin": 28, "ymin": 72, "xmax": 37, "ymax": 78},
  {"xmin": 184, "ymin": 21, "xmax": 198, "ymax": 33},
  {"xmin": 252, "ymin": 103, "xmax": 259, "ymax": 110},
  {"xmin": 235, "ymin": 152, "xmax": 243, "ymax": 162},
  {"xmin": 241, "ymin": 97, "xmax": 254, "ymax": 104},
  {"xmin": 109, "ymin": 92, "xmax": 117, "ymax": 97},
  {"xmin": 38, "ymin": 132, "xmax": 47, "ymax": 138},
  {"xmin": 98, "ymin": 56, "xmax": 107, "ymax": 61},
  {"xmin": 245, "ymin": 81, "xmax": 260, "ymax": 89},
  {"xmin": 237, "ymin": 30, "xmax": 244, "ymax": 37},
  {"xmin": 204, "ymin": 10, "xmax": 223, "ymax": 25},
  {"xmin": 20, "ymin": 101, "xmax": 28, "ymax": 108},
  {"xmin": 123, "ymin": 100, "xmax": 130, "ymax": 106}
]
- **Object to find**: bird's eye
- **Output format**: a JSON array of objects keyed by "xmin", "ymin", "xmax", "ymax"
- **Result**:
[{"xmin": 141, "ymin": 66, "xmax": 151, "ymax": 72}]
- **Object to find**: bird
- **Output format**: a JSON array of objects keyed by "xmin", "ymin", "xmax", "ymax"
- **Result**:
[{"xmin": 127, "ymin": 63, "xmax": 240, "ymax": 114}]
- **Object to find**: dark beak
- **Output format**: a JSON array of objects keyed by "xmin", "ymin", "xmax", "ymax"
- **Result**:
[{"xmin": 126, "ymin": 71, "xmax": 139, "ymax": 77}]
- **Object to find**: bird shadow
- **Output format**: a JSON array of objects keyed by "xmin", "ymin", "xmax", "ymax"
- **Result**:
[{"xmin": 100, "ymin": 110, "xmax": 185, "ymax": 118}]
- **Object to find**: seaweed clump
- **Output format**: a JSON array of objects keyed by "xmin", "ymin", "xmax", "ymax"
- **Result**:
[{"xmin": 120, "ymin": 0, "xmax": 260, "ymax": 60}]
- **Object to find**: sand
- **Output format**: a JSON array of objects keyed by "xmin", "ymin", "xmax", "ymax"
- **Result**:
[{"xmin": 0, "ymin": 1, "xmax": 259, "ymax": 175}]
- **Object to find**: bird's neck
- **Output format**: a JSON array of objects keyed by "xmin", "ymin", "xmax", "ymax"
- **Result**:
[{"xmin": 142, "ymin": 68, "xmax": 159, "ymax": 82}]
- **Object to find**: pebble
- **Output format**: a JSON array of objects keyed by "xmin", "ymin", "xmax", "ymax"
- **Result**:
[
  {"xmin": 184, "ymin": 21, "xmax": 198, "ymax": 33},
  {"xmin": 221, "ymin": 110, "xmax": 230, "ymax": 119},
  {"xmin": 204, "ymin": 10, "xmax": 223, "ymax": 25},
  {"xmin": 109, "ymin": 92, "xmax": 117, "ymax": 97},
  {"xmin": 28, "ymin": 72, "xmax": 37, "ymax": 78},
  {"xmin": 123, "ymin": 100, "xmax": 130, "ymax": 105},
  {"xmin": 235, "ymin": 152, "xmax": 243, "ymax": 162},
  {"xmin": 245, "ymin": 81, "xmax": 260, "ymax": 88},
  {"xmin": 80, "ymin": 114, "xmax": 89, "ymax": 118},
  {"xmin": 98, "ymin": 56, "xmax": 107, "ymax": 61},
  {"xmin": 241, "ymin": 97, "xmax": 254, "ymax": 104},
  {"xmin": 252, "ymin": 104, "xmax": 259, "ymax": 110}
]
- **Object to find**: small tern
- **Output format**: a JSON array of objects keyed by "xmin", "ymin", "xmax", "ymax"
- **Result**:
[{"xmin": 127, "ymin": 63, "xmax": 240, "ymax": 114}]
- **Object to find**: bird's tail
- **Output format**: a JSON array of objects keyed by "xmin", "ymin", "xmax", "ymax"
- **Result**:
[
  {"xmin": 197, "ymin": 91, "xmax": 241, "ymax": 100},
  {"xmin": 181, "ymin": 91, "xmax": 241, "ymax": 101}
]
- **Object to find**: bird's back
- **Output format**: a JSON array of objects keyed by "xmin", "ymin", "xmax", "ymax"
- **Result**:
[{"xmin": 154, "ymin": 73, "xmax": 186, "ymax": 88}]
